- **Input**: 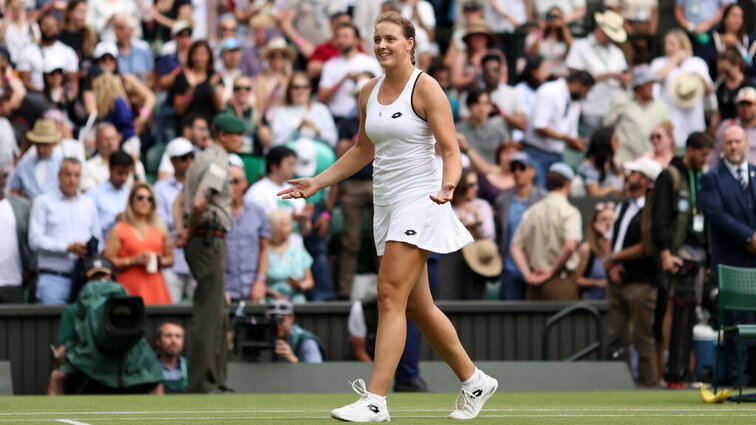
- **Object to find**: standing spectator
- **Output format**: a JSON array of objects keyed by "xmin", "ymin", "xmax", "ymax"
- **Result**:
[
  {"xmin": 473, "ymin": 53, "xmax": 527, "ymax": 138},
  {"xmin": 606, "ymin": 0, "xmax": 659, "ymax": 65},
  {"xmin": 532, "ymin": 0, "xmax": 586, "ymax": 25},
  {"xmin": 17, "ymin": 13, "xmax": 78, "ymax": 97},
  {"xmin": 603, "ymin": 156, "xmax": 663, "ymax": 387},
  {"xmin": 318, "ymin": 24, "xmax": 382, "ymax": 125},
  {"xmin": 239, "ymin": 14, "xmax": 272, "ymax": 79},
  {"xmin": 515, "ymin": 55, "xmax": 549, "ymax": 126},
  {"xmin": 104, "ymin": 182, "xmax": 174, "ymax": 305},
  {"xmin": 495, "ymin": 152, "xmax": 546, "ymax": 300},
  {"xmin": 711, "ymin": 48, "xmax": 753, "ymax": 131},
  {"xmin": 146, "ymin": 0, "xmax": 192, "ymax": 43},
  {"xmin": 458, "ymin": 137, "xmax": 517, "ymax": 205},
  {"xmin": 0, "ymin": 165, "xmax": 35, "ymax": 303},
  {"xmin": 523, "ymin": 70, "xmax": 594, "ymax": 188},
  {"xmin": 217, "ymin": 38, "xmax": 243, "ymax": 106},
  {"xmin": 399, "ymin": 0, "xmax": 436, "ymax": 70},
  {"xmin": 456, "ymin": 90, "xmax": 509, "ymax": 164},
  {"xmin": 565, "ymin": 10, "xmax": 629, "ymax": 140},
  {"xmin": 700, "ymin": 125, "xmax": 756, "ymax": 387},
  {"xmin": 674, "ymin": 0, "xmax": 732, "ymax": 59},
  {"xmin": 712, "ymin": 4, "xmax": 752, "ymax": 77},
  {"xmin": 266, "ymin": 209, "xmax": 314, "ymax": 304},
  {"xmin": 443, "ymin": 1, "xmax": 483, "ymax": 70},
  {"xmin": 650, "ymin": 132, "xmax": 714, "ymax": 387},
  {"xmin": 10, "ymin": 119, "xmax": 62, "ymax": 200},
  {"xmin": 29, "ymin": 158, "xmax": 101, "ymax": 305},
  {"xmin": 450, "ymin": 18, "xmax": 495, "ymax": 91},
  {"xmin": 711, "ymin": 86, "xmax": 756, "ymax": 167},
  {"xmin": 225, "ymin": 163, "xmax": 270, "ymax": 303},
  {"xmin": 86, "ymin": 0, "xmax": 143, "ymax": 43},
  {"xmin": 604, "ymin": 65, "xmax": 671, "ymax": 163},
  {"xmin": 173, "ymin": 40, "xmax": 224, "ymax": 128},
  {"xmin": 85, "ymin": 150, "xmax": 134, "ymax": 239},
  {"xmin": 92, "ymin": 71, "xmax": 136, "ymax": 146},
  {"xmin": 156, "ymin": 21, "xmax": 193, "ymax": 144},
  {"xmin": 484, "ymin": 0, "xmax": 529, "ymax": 82},
  {"xmin": 306, "ymin": 11, "xmax": 353, "ymax": 79},
  {"xmin": 651, "ymin": 30, "xmax": 714, "ymax": 150},
  {"xmin": 278, "ymin": 0, "xmax": 344, "ymax": 52},
  {"xmin": 155, "ymin": 322, "xmax": 188, "ymax": 394},
  {"xmin": 255, "ymin": 38, "xmax": 296, "ymax": 120},
  {"xmin": 59, "ymin": 0, "xmax": 97, "ymax": 62},
  {"xmin": 0, "ymin": 0, "xmax": 38, "ymax": 65},
  {"xmin": 272, "ymin": 71, "xmax": 338, "ymax": 148},
  {"xmin": 113, "ymin": 15, "xmax": 154, "ymax": 86},
  {"xmin": 224, "ymin": 75, "xmax": 272, "ymax": 155},
  {"xmin": 647, "ymin": 122, "xmax": 677, "ymax": 168},
  {"xmin": 154, "ymin": 138, "xmax": 196, "ymax": 304},
  {"xmin": 576, "ymin": 127, "xmax": 624, "ymax": 197},
  {"xmin": 510, "ymin": 163, "xmax": 582, "ymax": 301},
  {"xmin": 80, "ymin": 122, "xmax": 146, "ymax": 192},
  {"xmin": 525, "ymin": 7, "xmax": 572, "ymax": 79},
  {"xmin": 575, "ymin": 202, "xmax": 614, "ymax": 300}
]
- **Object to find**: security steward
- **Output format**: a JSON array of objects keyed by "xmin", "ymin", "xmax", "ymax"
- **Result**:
[{"xmin": 173, "ymin": 113, "xmax": 245, "ymax": 393}]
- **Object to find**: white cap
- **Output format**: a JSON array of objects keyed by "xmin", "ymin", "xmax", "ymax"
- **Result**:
[
  {"xmin": 43, "ymin": 55, "xmax": 66, "ymax": 74},
  {"xmin": 228, "ymin": 153, "xmax": 244, "ymax": 169},
  {"xmin": 93, "ymin": 41, "xmax": 118, "ymax": 60},
  {"xmin": 625, "ymin": 156, "xmax": 662, "ymax": 180},
  {"xmin": 171, "ymin": 20, "xmax": 192, "ymax": 37},
  {"xmin": 293, "ymin": 138, "xmax": 317, "ymax": 177},
  {"xmin": 165, "ymin": 137, "xmax": 194, "ymax": 158}
]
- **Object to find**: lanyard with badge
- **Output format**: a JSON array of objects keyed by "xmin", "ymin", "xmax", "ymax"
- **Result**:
[{"xmin": 689, "ymin": 171, "xmax": 704, "ymax": 233}]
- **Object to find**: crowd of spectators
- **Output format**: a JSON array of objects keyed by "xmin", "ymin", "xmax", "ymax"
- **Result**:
[{"xmin": 1, "ymin": 0, "xmax": 756, "ymax": 388}]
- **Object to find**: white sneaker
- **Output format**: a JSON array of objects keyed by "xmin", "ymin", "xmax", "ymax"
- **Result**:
[
  {"xmin": 330, "ymin": 379, "xmax": 390, "ymax": 422},
  {"xmin": 448, "ymin": 372, "xmax": 498, "ymax": 420}
]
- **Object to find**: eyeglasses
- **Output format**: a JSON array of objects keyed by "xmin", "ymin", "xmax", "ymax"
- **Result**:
[
  {"xmin": 511, "ymin": 163, "xmax": 527, "ymax": 172},
  {"xmin": 650, "ymin": 133, "xmax": 664, "ymax": 140},
  {"xmin": 233, "ymin": 86, "xmax": 252, "ymax": 92},
  {"xmin": 177, "ymin": 153, "xmax": 194, "ymax": 161},
  {"xmin": 291, "ymin": 84, "xmax": 310, "ymax": 90},
  {"xmin": 595, "ymin": 201, "xmax": 616, "ymax": 212},
  {"xmin": 136, "ymin": 195, "xmax": 154, "ymax": 203},
  {"xmin": 738, "ymin": 101, "xmax": 754, "ymax": 106}
]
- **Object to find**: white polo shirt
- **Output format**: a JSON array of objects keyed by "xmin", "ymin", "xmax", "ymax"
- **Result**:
[
  {"xmin": 525, "ymin": 79, "xmax": 581, "ymax": 153},
  {"xmin": 565, "ymin": 34, "xmax": 628, "ymax": 117},
  {"xmin": 319, "ymin": 53, "xmax": 382, "ymax": 118},
  {"xmin": 16, "ymin": 41, "xmax": 79, "ymax": 92}
]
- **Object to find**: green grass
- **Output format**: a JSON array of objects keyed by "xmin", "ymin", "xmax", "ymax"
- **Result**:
[{"xmin": 1, "ymin": 391, "xmax": 755, "ymax": 424}]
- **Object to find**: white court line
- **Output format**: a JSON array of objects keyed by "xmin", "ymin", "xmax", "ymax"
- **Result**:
[{"xmin": 55, "ymin": 420, "xmax": 91, "ymax": 425}]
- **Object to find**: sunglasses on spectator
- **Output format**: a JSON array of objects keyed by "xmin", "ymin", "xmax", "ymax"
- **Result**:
[
  {"xmin": 291, "ymin": 84, "xmax": 310, "ymax": 90},
  {"xmin": 269, "ymin": 52, "xmax": 287, "ymax": 59},
  {"xmin": 595, "ymin": 201, "xmax": 616, "ymax": 212},
  {"xmin": 136, "ymin": 195, "xmax": 154, "ymax": 203},
  {"xmin": 511, "ymin": 163, "xmax": 527, "ymax": 172},
  {"xmin": 650, "ymin": 133, "xmax": 664, "ymax": 140},
  {"xmin": 177, "ymin": 153, "xmax": 194, "ymax": 161},
  {"xmin": 738, "ymin": 101, "xmax": 754, "ymax": 106},
  {"xmin": 234, "ymin": 85, "xmax": 252, "ymax": 92}
]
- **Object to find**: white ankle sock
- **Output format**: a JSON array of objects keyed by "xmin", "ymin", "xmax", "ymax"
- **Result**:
[
  {"xmin": 461, "ymin": 368, "xmax": 482, "ymax": 387},
  {"xmin": 366, "ymin": 391, "xmax": 387, "ymax": 405}
]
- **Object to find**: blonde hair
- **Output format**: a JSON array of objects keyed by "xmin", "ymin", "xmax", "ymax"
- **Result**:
[
  {"xmin": 93, "ymin": 71, "xmax": 129, "ymax": 119},
  {"xmin": 666, "ymin": 29, "xmax": 693, "ymax": 59},
  {"xmin": 268, "ymin": 209, "xmax": 292, "ymax": 242},
  {"xmin": 124, "ymin": 182, "xmax": 167, "ymax": 235},
  {"xmin": 375, "ymin": 11, "xmax": 416, "ymax": 66},
  {"xmin": 656, "ymin": 121, "xmax": 677, "ymax": 155}
]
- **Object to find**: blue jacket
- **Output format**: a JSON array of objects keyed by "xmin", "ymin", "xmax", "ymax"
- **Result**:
[{"xmin": 700, "ymin": 163, "xmax": 756, "ymax": 271}]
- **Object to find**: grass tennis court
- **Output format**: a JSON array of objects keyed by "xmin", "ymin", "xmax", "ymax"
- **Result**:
[{"xmin": 1, "ymin": 391, "xmax": 755, "ymax": 424}]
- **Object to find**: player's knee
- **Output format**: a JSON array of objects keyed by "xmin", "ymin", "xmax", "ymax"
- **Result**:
[{"xmin": 376, "ymin": 285, "xmax": 407, "ymax": 314}]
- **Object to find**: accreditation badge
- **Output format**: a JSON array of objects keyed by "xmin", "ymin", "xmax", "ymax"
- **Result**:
[{"xmin": 692, "ymin": 214, "xmax": 704, "ymax": 233}]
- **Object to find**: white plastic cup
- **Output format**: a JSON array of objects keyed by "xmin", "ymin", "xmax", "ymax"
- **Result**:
[{"xmin": 146, "ymin": 252, "xmax": 158, "ymax": 274}]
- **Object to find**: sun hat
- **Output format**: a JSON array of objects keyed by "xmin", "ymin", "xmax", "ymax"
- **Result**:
[
  {"xmin": 594, "ymin": 10, "xmax": 627, "ymax": 44},
  {"xmin": 262, "ymin": 37, "xmax": 297, "ymax": 61},
  {"xmin": 669, "ymin": 73, "xmax": 705, "ymax": 109},
  {"xmin": 462, "ymin": 240, "xmax": 503, "ymax": 278},
  {"xmin": 171, "ymin": 20, "xmax": 193, "ymax": 37},
  {"xmin": 624, "ymin": 157, "xmax": 662, "ymax": 180},
  {"xmin": 26, "ymin": 119, "xmax": 62, "ymax": 144},
  {"xmin": 735, "ymin": 86, "xmax": 756, "ymax": 104},
  {"xmin": 462, "ymin": 18, "xmax": 496, "ymax": 46}
]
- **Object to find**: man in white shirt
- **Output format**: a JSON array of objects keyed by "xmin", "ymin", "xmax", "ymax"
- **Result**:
[
  {"xmin": 0, "ymin": 165, "xmax": 35, "ymax": 303},
  {"xmin": 318, "ymin": 23, "xmax": 382, "ymax": 123},
  {"xmin": 29, "ymin": 158, "xmax": 102, "ymax": 305},
  {"xmin": 81, "ymin": 123, "xmax": 145, "ymax": 192},
  {"xmin": 524, "ymin": 70, "xmax": 594, "ymax": 187},
  {"xmin": 16, "ymin": 13, "xmax": 78, "ymax": 97},
  {"xmin": 157, "ymin": 115, "xmax": 212, "ymax": 180},
  {"xmin": 565, "ymin": 10, "xmax": 630, "ymax": 140}
]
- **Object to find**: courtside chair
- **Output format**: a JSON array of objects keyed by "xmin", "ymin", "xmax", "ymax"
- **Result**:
[{"xmin": 714, "ymin": 265, "xmax": 756, "ymax": 402}]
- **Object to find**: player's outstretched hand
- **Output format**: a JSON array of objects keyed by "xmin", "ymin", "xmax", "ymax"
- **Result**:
[
  {"xmin": 278, "ymin": 178, "xmax": 319, "ymax": 200},
  {"xmin": 430, "ymin": 183, "xmax": 455, "ymax": 204}
]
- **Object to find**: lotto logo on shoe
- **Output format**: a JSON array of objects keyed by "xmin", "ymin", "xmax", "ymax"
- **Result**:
[
  {"xmin": 391, "ymin": 112, "xmax": 403, "ymax": 119},
  {"xmin": 405, "ymin": 230, "xmax": 416, "ymax": 236},
  {"xmin": 472, "ymin": 389, "xmax": 483, "ymax": 398},
  {"xmin": 367, "ymin": 404, "xmax": 380, "ymax": 414}
]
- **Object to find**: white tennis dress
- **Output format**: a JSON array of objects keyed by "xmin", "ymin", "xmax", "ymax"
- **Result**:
[{"xmin": 365, "ymin": 68, "xmax": 473, "ymax": 256}]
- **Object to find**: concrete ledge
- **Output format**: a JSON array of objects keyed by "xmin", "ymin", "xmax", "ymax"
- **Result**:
[
  {"xmin": 227, "ymin": 361, "xmax": 635, "ymax": 393},
  {"xmin": 0, "ymin": 361, "xmax": 11, "ymax": 395}
]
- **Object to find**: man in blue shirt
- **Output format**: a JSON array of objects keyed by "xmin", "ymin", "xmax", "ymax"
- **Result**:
[
  {"xmin": 29, "ymin": 158, "xmax": 101, "ymax": 305},
  {"xmin": 85, "ymin": 151, "xmax": 134, "ymax": 240},
  {"xmin": 267, "ymin": 299, "xmax": 324, "ymax": 363},
  {"xmin": 10, "ymin": 119, "xmax": 63, "ymax": 200},
  {"xmin": 156, "ymin": 322, "xmax": 188, "ymax": 394},
  {"xmin": 113, "ymin": 14, "xmax": 154, "ymax": 86}
]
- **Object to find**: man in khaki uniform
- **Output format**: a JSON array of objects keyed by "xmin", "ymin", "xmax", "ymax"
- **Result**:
[
  {"xmin": 510, "ymin": 162, "xmax": 582, "ymax": 300},
  {"xmin": 174, "ymin": 113, "xmax": 244, "ymax": 393}
]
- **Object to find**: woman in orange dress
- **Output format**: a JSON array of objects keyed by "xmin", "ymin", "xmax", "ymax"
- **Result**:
[{"xmin": 104, "ymin": 182, "xmax": 173, "ymax": 304}]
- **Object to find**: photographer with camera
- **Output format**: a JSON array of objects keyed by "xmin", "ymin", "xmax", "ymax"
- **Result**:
[{"xmin": 267, "ymin": 299, "xmax": 324, "ymax": 364}]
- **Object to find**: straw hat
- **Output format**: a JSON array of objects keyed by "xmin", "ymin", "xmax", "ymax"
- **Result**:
[
  {"xmin": 669, "ymin": 73, "xmax": 705, "ymax": 109},
  {"xmin": 261, "ymin": 37, "xmax": 297, "ymax": 61},
  {"xmin": 594, "ymin": 10, "xmax": 627, "ymax": 44},
  {"xmin": 461, "ymin": 240, "xmax": 503, "ymax": 278},
  {"xmin": 462, "ymin": 18, "xmax": 496, "ymax": 46},
  {"xmin": 26, "ymin": 119, "xmax": 61, "ymax": 144}
]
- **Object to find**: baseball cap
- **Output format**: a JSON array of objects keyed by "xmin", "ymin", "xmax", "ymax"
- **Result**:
[
  {"xmin": 266, "ymin": 299, "xmax": 294, "ymax": 317},
  {"xmin": 171, "ymin": 20, "xmax": 193, "ymax": 37},
  {"xmin": 228, "ymin": 153, "xmax": 244, "ymax": 168},
  {"xmin": 84, "ymin": 255, "xmax": 116, "ymax": 279},
  {"xmin": 625, "ymin": 156, "xmax": 662, "ymax": 180},
  {"xmin": 165, "ymin": 137, "xmax": 194, "ymax": 158},
  {"xmin": 43, "ymin": 55, "xmax": 66, "ymax": 74},
  {"xmin": 93, "ymin": 41, "xmax": 118, "ymax": 61},
  {"xmin": 735, "ymin": 86, "xmax": 756, "ymax": 104},
  {"xmin": 548, "ymin": 162, "xmax": 575, "ymax": 180},
  {"xmin": 631, "ymin": 65, "xmax": 656, "ymax": 88},
  {"xmin": 510, "ymin": 151, "xmax": 533, "ymax": 168},
  {"xmin": 220, "ymin": 37, "xmax": 241, "ymax": 53},
  {"xmin": 293, "ymin": 138, "xmax": 317, "ymax": 178}
]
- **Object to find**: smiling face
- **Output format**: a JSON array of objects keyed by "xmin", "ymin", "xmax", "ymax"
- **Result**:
[
  {"xmin": 373, "ymin": 22, "xmax": 413, "ymax": 69},
  {"xmin": 289, "ymin": 74, "xmax": 311, "ymax": 106},
  {"xmin": 722, "ymin": 126, "xmax": 749, "ymax": 165},
  {"xmin": 232, "ymin": 76, "xmax": 253, "ymax": 105},
  {"xmin": 131, "ymin": 186, "xmax": 154, "ymax": 218},
  {"xmin": 723, "ymin": 5, "xmax": 744, "ymax": 34}
]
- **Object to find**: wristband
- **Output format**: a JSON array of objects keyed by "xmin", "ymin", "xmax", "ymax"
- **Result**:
[
  {"xmin": 173, "ymin": 66, "xmax": 181, "ymax": 76},
  {"xmin": 321, "ymin": 211, "xmax": 331, "ymax": 221},
  {"xmin": 294, "ymin": 37, "xmax": 304, "ymax": 47},
  {"xmin": 181, "ymin": 93, "xmax": 193, "ymax": 103},
  {"xmin": 138, "ymin": 107, "xmax": 151, "ymax": 118},
  {"xmin": 256, "ymin": 274, "xmax": 266, "ymax": 282}
]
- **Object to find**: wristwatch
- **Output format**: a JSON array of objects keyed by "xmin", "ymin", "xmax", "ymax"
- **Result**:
[{"xmin": 686, "ymin": 22, "xmax": 695, "ymax": 33}]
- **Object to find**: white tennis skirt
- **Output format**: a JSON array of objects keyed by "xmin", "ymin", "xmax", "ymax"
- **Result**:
[{"xmin": 373, "ymin": 194, "xmax": 473, "ymax": 256}]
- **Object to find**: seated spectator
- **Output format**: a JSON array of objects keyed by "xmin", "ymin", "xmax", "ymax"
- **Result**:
[
  {"xmin": 10, "ymin": 119, "xmax": 63, "ymax": 200},
  {"xmin": 525, "ymin": 7, "xmax": 572, "ymax": 79},
  {"xmin": 267, "ymin": 299, "xmax": 324, "ymax": 363},
  {"xmin": 113, "ymin": 15, "xmax": 154, "ymax": 85},
  {"xmin": 399, "ymin": 0, "xmax": 435, "ymax": 70},
  {"xmin": 457, "ymin": 90, "xmax": 509, "ymax": 165},
  {"xmin": 21, "ymin": 109, "xmax": 87, "ymax": 164},
  {"xmin": 239, "ymin": 14, "xmax": 272, "ymax": 79},
  {"xmin": 452, "ymin": 169, "xmax": 495, "ymax": 241},
  {"xmin": 157, "ymin": 114, "xmax": 212, "ymax": 180},
  {"xmin": 87, "ymin": 0, "xmax": 143, "ymax": 43},
  {"xmin": 59, "ymin": 0, "xmax": 97, "ymax": 62},
  {"xmin": 154, "ymin": 138, "xmax": 196, "ymax": 304},
  {"xmin": 85, "ymin": 150, "xmax": 134, "ymax": 239},
  {"xmin": 306, "ymin": 11, "xmax": 353, "ymax": 79},
  {"xmin": 256, "ymin": 38, "xmax": 296, "ymax": 121},
  {"xmin": 458, "ymin": 136, "xmax": 517, "ymax": 204},
  {"xmin": 575, "ymin": 202, "xmax": 614, "ymax": 300},
  {"xmin": 155, "ymin": 322, "xmax": 188, "ymax": 394},
  {"xmin": 92, "ymin": 71, "xmax": 136, "ymax": 149},
  {"xmin": 29, "ymin": 158, "xmax": 102, "ymax": 305},
  {"xmin": 104, "ymin": 182, "xmax": 173, "ymax": 305},
  {"xmin": 81, "ymin": 122, "xmax": 146, "ymax": 192},
  {"xmin": 224, "ymin": 75, "xmax": 272, "ymax": 155},
  {"xmin": 0, "ymin": 0, "xmax": 36, "ymax": 65},
  {"xmin": 645, "ymin": 121, "xmax": 676, "ymax": 168},
  {"xmin": 577, "ymin": 127, "xmax": 624, "ymax": 197},
  {"xmin": 710, "ymin": 86, "xmax": 756, "ymax": 167},
  {"xmin": 0, "ymin": 165, "xmax": 35, "ymax": 303},
  {"xmin": 155, "ymin": 21, "xmax": 193, "ymax": 144},
  {"xmin": 173, "ymin": 40, "xmax": 223, "ymax": 127},
  {"xmin": 217, "ymin": 37, "xmax": 243, "ymax": 105},
  {"xmin": 712, "ymin": 48, "xmax": 753, "ymax": 130},
  {"xmin": 428, "ymin": 61, "xmax": 460, "ymax": 122},
  {"xmin": 510, "ymin": 163, "xmax": 582, "ymax": 301},
  {"xmin": 515, "ymin": 56, "xmax": 549, "ymax": 125},
  {"xmin": 225, "ymin": 162, "xmax": 270, "ymax": 303},
  {"xmin": 712, "ymin": 4, "xmax": 753, "ymax": 77},
  {"xmin": 42, "ymin": 58, "xmax": 76, "ymax": 118},
  {"xmin": 266, "ymin": 210, "xmax": 314, "ymax": 304},
  {"xmin": 272, "ymin": 71, "xmax": 337, "ymax": 148},
  {"xmin": 450, "ymin": 18, "xmax": 495, "ymax": 91}
]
